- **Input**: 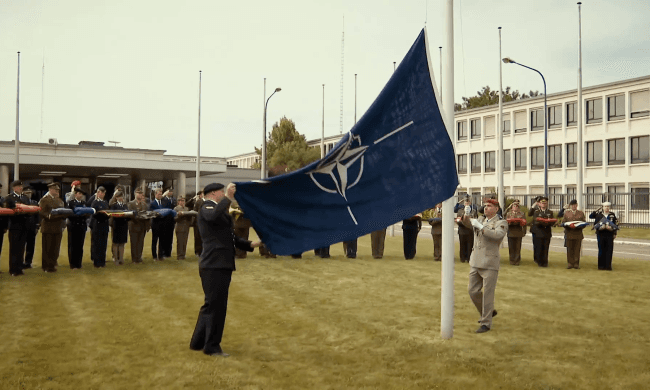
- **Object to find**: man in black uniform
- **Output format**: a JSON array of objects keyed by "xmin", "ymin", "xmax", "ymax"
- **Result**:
[
  {"xmin": 528, "ymin": 196, "xmax": 554, "ymax": 267},
  {"xmin": 6, "ymin": 180, "xmax": 30, "ymax": 276},
  {"xmin": 589, "ymin": 201, "xmax": 618, "ymax": 271},
  {"xmin": 0, "ymin": 183, "xmax": 7, "ymax": 270},
  {"xmin": 67, "ymin": 187, "xmax": 89, "ymax": 269},
  {"xmin": 402, "ymin": 213, "xmax": 422, "ymax": 260},
  {"xmin": 162, "ymin": 188, "xmax": 176, "ymax": 258},
  {"xmin": 190, "ymin": 183, "xmax": 261, "ymax": 358},
  {"xmin": 22, "ymin": 186, "xmax": 41, "ymax": 269},
  {"xmin": 454, "ymin": 194, "xmax": 478, "ymax": 263}
]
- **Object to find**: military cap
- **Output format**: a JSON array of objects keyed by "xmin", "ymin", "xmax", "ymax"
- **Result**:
[
  {"xmin": 11, "ymin": 180, "xmax": 23, "ymax": 188},
  {"xmin": 74, "ymin": 187, "xmax": 87, "ymax": 195},
  {"xmin": 113, "ymin": 191, "xmax": 124, "ymax": 199},
  {"xmin": 602, "ymin": 201, "xmax": 612, "ymax": 207},
  {"xmin": 203, "ymin": 183, "xmax": 224, "ymax": 194},
  {"xmin": 538, "ymin": 196, "xmax": 549, "ymax": 203},
  {"xmin": 569, "ymin": 199, "xmax": 578, "ymax": 205},
  {"xmin": 71, "ymin": 180, "xmax": 81, "ymax": 187},
  {"xmin": 134, "ymin": 188, "xmax": 144, "ymax": 194},
  {"xmin": 23, "ymin": 186, "xmax": 33, "ymax": 193},
  {"xmin": 47, "ymin": 182, "xmax": 61, "ymax": 190},
  {"xmin": 484, "ymin": 198, "xmax": 499, "ymax": 207},
  {"xmin": 177, "ymin": 196, "xmax": 185, "ymax": 201},
  {"xmin": 97, "ymin": 186, "xmax": 106, "ymax": 193},
  {"xmin": 463, "ymin": 193, "xmax": 471, "ymax": 200}
]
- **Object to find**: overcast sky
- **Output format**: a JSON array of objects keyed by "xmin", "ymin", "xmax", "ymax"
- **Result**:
[{"xmin": 1, "ymin": 0, "xmax": 648, "ymax": 158}]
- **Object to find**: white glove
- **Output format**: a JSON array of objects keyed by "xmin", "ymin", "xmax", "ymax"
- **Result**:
[
  {"xmin": 464, "ymin": 205, "xmax": 471, "ymax": 215},
  {"xmin": 470, "ymin": 218, "xmax": 483, "ymax": 230}
]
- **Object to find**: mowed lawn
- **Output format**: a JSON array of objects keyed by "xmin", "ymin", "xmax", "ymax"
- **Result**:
[{"xmin": 1, "ymin": 230, "xmax": 649, "ymax": 390}]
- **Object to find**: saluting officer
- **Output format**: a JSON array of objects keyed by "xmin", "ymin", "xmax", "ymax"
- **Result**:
[
  {"xmin": 67, "ymin": 187, "xmax": 89, "ymax": 269},
  {"xmin": 39, "ymin": 183, "xmax": 66, "ymax": 273},
  {"xmin": 22, "ymin": 186, "xmax": 41, "ymax": 269},
  {"xmin": 589, "ymin": 201, "xmax": 618, "ymax": 271},
  {"xmin": 558, "ymin": 199, "xmax": 586, "ymax": 269},
  {"xmin": 454, "ymin": 194, "xmax": 478, "ymax": 263},
  {"xmin": 423, "ymin": 203, "xmax": 443, "ymax": 261},
  {"xmin": 6, "ymin": 180, "xmax": 30, "ymax": 276},
  {"xmin": 127, "ymin": 188, "xmax": 150, "ymax": 263},
  {"xmin": 504, "ymin": 199, "xmax": 526, "ymax": 266},
  {"xmin": 90, "ymin": 187, "xmax": 110, "ymax": 268},
  {"xmin": 528, "ymin": 196, "xmax": 554, "ymax": 267}
]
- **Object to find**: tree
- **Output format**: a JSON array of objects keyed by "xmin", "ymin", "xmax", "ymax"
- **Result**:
[
  {"xmin": 454, "ymin": 86, "xmax": 541, "ymax": 112},
  {"xmin": 252, "ymin": 116, "xmax": 321, "ymax": 177}
]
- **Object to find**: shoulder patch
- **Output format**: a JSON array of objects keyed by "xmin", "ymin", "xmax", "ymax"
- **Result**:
[{"xmin": 206, "ymin": 206, "xmax": 214, "ymax": 209}]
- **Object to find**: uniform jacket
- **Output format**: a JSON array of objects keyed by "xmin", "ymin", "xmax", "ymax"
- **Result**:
[
  {"xmin": 128, "ymin": 199, "xmax": 151, "ymax": 232},
  {"xmin": 67, "ymin": 198, "xmax": 89, "ymax": 228},
  {"xmin": 174, "ymin": 205, "xmax": 192, "ymax": 233},
  {"xmin": 198, "ymin": 197, "xmax": 253, "ymax": 270},
  {"xmin": 469, "ymin": 214, "xmax": 508, "ymax": 271},
  {"xmin": 110, "ymin": 201, "xmax": 130, "ymax": 238},
  {"xmin": 26, "ymin": 198, "xmax": 41, "ymax": 234},
  {"xmin": 589, "ymin": 210, "xmax": 618, "ymax": 237},
  {"xmin": 90, "ymin": 198, "xmax": 110, "ymax": 229},
  {"xmin": 39, "ymin": 193, "xmax": 66, "ymax": 234},
  {"xmin": 559, "ymin": 209, "xmax": 586, "ymax": 240},
  {"xmin": 529, "ymin": 207, "xmax": 554, "ymax": 238},
  {"xmin": 505, "ymin": 210, "xmax": 527, "ymax": 238},
  {"xmin": 422, "ymin": 207, "xmax": 443, "ymax": 235},
  {"xmin": 193, "ymin": 197, "xmax": 205, "ymax": 227},
  {"xmin": 455, "ymin": 204, "xmax": 478, "ymax": 236},
  {"xmin": 5, "ymin": 192, "xmax": 30, "ymax": 231}
]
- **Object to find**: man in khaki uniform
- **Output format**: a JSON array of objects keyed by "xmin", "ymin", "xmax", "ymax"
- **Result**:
[
  {"xmin": 504, "ymin": 200, "xmax": 527, "ymax": 266},
  {"xmin": 128, "ymin": 188, "xmax": 150, "ymax": 263},
  {"xmin": 422, "ymin": 203, "xmax": 443, "ymax": 261},
  {"xmin": 38, "ymin": 183, "xmax": 66, "ymax": 273},
  {"xmin": 558, "ymin": 199, "xmax": 586, "ymax": 269},
  {"xmin": 174, "ymin": 196, "xmax": 192, "ymax": 260},
  {"xmin": 466, "ymin": 198, "xmax": 508, "ymax": 334}
]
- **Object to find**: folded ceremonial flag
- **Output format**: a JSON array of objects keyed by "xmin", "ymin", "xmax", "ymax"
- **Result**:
[
  {"xmin": 234, "ymin": 28, "xmax": 458, "ymax": 255},
  {"xmin": 73, "ymin": 207, "xmax": 95, "ymax": 215},
  {"xmin": 154, "ymin": 208, "xmax": 177, "ymax": 218},
  {"xmin": 50, "ymin": 208, "xmax": 74, "ymax": 216}
]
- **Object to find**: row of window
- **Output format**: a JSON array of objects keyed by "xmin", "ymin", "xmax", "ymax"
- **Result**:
[
  {"xmin": 456, "ymin": 136, "xmax": 649, "ymax": 173},
  {"xmin": 457, "ymin": 90, "xmax": 650, "ymax": 140}
]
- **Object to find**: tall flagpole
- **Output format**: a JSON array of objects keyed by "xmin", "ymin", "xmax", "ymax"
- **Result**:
[
  {"xmin": 441, "ymin": 0, "xmax": 455, "ymax": 340},
  {"xmin": 577, "ymin": 2, "xmax": 584, "ymax": 207},
  {"xmin": 498, "ymin": 28, "xmax": 505, "ymax": 212},
  {"xmin": 321, "ymin": 84, "xmax": 325, "ymax": 158},
  {"xmin": 196, "ymin": 70, "xmax": 202, "ymax": 194},
  {"xmin": 15, "ymin": 52, "xmax": 21, "ymax": 181},
  {"xmin": 439, "ymin": 47, "xmax": 443, "ymax": 97}
]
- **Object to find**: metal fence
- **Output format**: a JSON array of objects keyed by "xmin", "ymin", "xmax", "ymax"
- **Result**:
[{"xmin": 503, "ymin": 192, "xmax": 650, "ymax": 228}]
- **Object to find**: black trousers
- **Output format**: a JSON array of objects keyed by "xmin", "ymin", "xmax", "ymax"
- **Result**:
[
  {"xmin": 193, "ymin": 225, "xmax": 203, "ymax": 256},
  {"xmin": 596, "ymin": 233, "xmax": 614, "ymax": 270},
  {"xmin": 402, "ymin": 226, "xmax": 419, "ymax": 259},
  {"xmin": 91, "ymin": 224, "xmax": 109, "ymax": 267},
  {"xmin": 314, "ymin": 246, "xmax": 330, "ymax": 258},
  {"xmin": 9, "ymin": 229, "xmax": 27, "ymax": 275},
  {"xmin": 459, "ymin": 233, "xmax": 474, "ymax": 262},
  {"xmin": 163, "ymin": 221, "xmax": 175, "ymax": 257},
  {"xmin": 190, "ymin": 268, "xmax": 232, "ymax": 354},
  {"xmin": 25, "ymin": 229, "xmax": 37, "ymax": 265},
  {"xmin": 151, "ymin": 223, "xmax": 164, "ymax": 259},
  {"xmin": 68, "ymin": 225, "xmax": 86, "ymax": 269},
  {"xmin": 343, "ymin": 239, "xmax": 357, "ymax": 258},
  {"xmin": 533, "ymin": 236, "xmax": 551, "ymax": 267}
]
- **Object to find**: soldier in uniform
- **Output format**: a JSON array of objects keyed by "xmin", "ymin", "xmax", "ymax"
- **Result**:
[
  {"xmin": 370, "ymin": 228, "xmax": 387, "ymax": 259},
  {"xmin": 0, "ymin": 183, "xmax": 7, "ymax": 271},
  {"xmin": 39, "ymin": 183, "xmax": 66, "ymax": 273},
  {"xmin": 90, "ymin": 187, "xmax": 110, "ymax": 268},
  {"xmin": 161, "ymin": 188, "xmax": 177, "ymax": 258},
  {"xmin": 423, "ymin": 203, "xmax": 443, "ymax": 261},
  {"xmin": 127, "ymin": 188, "xmax": 150, "ymax": 263},
  {"xmin": 402, "ymin": 213, "xmax": 422, "ymax": 260},
  {"xmin": 66, "ymin": 187, "xmax": 89, "ymax": 269},
  {"xmin": 190, "ymin": 183, "xmax": 261, "ymax": 357},
  {"xmin": 229, "ymin": 199, "xmax": 252, "ymax": 259},
  {"xmin": 109, "ymin": 191, "xmax": 129, "ymax": 265},
  {"xmin": 589, "ymin": 201, "xmax": 618, "ymax": 271},
  {"xmin": 528, "ymin": 196, "xmax": 554, "ymax": 267},
  {"xmin": 22, "ymin": 187, "xmax": 41, "ymax": 269},
  {"xmin": 558, "ymin": 199, "xmax": 586, "ymax": 269},
  {"xmin": 465, "ymin": 199, "xmax": 508, "ymax": 334},
  {"xmin": 6, "ymin": 180, "xmax": 30, "ymax": 276},
  {"xmin": 150, "ymin": 189, "xmax": 166, "ymax": 261},
  {"xmin": 192, "ymin": 191, "xmax": 204, "ymax": 257},
  {"xmin": 454, "ymin": 194, "xmax": 478, "ymax": 263},
  {"xmin": 174, "ymin": 196, "xmax": 192, "ymax": 260},
  {"xmin": 504, "ymin": 199, "xmax": 526, "ymax": 266}
]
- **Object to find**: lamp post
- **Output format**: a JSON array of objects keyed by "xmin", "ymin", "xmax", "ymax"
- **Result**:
[
  {"xmin": 502, "ymin": 57, "xmax": 548, "ymax": 198},
  {"xmin": 262, "ymin": 86, "xmax": 281, "ymax": 179}
]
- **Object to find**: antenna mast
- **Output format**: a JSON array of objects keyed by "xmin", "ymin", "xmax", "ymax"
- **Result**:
[{"xmin": 339, "ymin": 16, "xmax": 345, "ymax": 134}]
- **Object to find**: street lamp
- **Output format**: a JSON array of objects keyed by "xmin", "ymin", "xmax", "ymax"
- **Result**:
[
  {"xmin": 502, "ymin": 57, "xmax": 548, "ymax": 198},
  {"xmin": 262, "ymin": 87, "xmax": 281, "ymax": 179}
]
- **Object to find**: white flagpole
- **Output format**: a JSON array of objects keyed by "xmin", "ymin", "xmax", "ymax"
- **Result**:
[
  {"xmin": 498, "ymin": 27, "xmax": 505, "ymax": 212},
  {"xmin": 441, "ymin": 0, "xmax": 455, "ymax": 339},
  {"xmin": 196, "ymin": 70, "xmax": 202, "ymax": 194},
  {"xmin": 321, "ymin": 84, "xmax": 325, "ymax": 159},
  {"xmin": 15, "ymin": 52, "xmax": 21, "ymax": 181},
  {"xmin": 577, "ymin": 2, "xmax": 584, "ymax": 208}
]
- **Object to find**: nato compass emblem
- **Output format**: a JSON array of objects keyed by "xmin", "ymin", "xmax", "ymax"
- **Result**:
[{"xmin": 307, "ymin": 121, "xmax": 414, "ymax": 225}]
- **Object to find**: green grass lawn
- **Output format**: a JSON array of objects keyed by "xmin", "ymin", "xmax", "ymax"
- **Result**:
[{"xmin": 1, "ymin": 231, "xmax": 649, "ymax": 389}]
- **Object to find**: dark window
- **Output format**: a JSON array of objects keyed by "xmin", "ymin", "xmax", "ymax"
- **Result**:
[
  {"xmin": 470, "ymin": 119, "xmax": 481, "ymax": 139},
  {"xmin": 631, "ymin": 188, "xmax": 649, "ymax": 210},
  {"xmin": 549, "ymin": 187, "xmax": 562, "ymax": 208},
  {"xmin": 484, "ymin": 151, "xmax": 495, "ymax": 172},
  {"xmin": 586, "ymin": 140, "xmax": 603, "ymax": 167},
  {"xmin": 566, "ymin": 102, "xmax": 577, "ymax": 126},
  {"xmin": 503, "ymin": 149, "xmax": 511, "ymax": 172},
  {"xmin": 457, "ymin": 121, "xmax": 467, "ymax": 140},
  {"xmin": 586, "ymin": 186, "xmax": 603, "ymax": 208},
  {"xmin": 531, "ymin": 108, "xmax": 544, "ymax": 131},
  {"xmin": 608, "ymin": 138, "xmax": 625, "ymax": 165},
  {"xmin": 587, "ymin": 98, "xmax": 603, "ymax": 124},
  {"xmin": 607, "ymin": 185, "xmax": 625, "ymax": 206},
  {"xmin": 514, "ymin": 148, "xmax": 527, "ymax": 171},
  {"xmin": 548, "ymin": 144, "xmax": 562, "ymax": 168},
  {"xmin": 548, "ymin": 106, "xmax": 561, "ymax": 129},
  {"xmin": 631, "ymin": 136, "xmax": 649, "ymax": 163},
  {"xmin": 457, "ymin": 154, "xmax": 467, "ymax": 174},
  {"xmin": 503, "ymin": 119, "xmax": 511, "ymax": 134},
  {"xmin": 470, "ymin": 153, "xmax": 481, "ymax": 173},
  {"xmin": 566, "ymin": 142, "xmax": 577, "ymax": 167},
  {"xmin": 630, "ymin": 90, "xmax": 649, "ymax": 118},
  {"xmin": 608, "ymin": 95, "xmax": 625, "ymax": 121},
  {"xmin": 531, "ymin": 146, "xmax": 544, "ymax": 170}
]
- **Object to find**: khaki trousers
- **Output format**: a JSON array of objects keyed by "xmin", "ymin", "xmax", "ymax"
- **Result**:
[
  {"xmin": 129, "ymin": 228, "xmax": 146, "ymax": 262},
  {"xmin": 112, "ymin": 243, "xmax": 125, "ymax": 264},
  {"xmin": 508, "ymin": 237, "xmax": 522, "ymax": 265},
  {"xmin": 176, "ymin": 229, "xmax": 189, "ymax": 259},
  {"xmin": 431, "ymin": 233, "xmax": 442, "ymax": 261},
  {"xmin": 370, "ymin": 229, "xmax": 386, "ymax": 258},
  {"xmin": 566, "ymin": 238, "xmax": 582, "ymax": 268},
  {"xmin": 42, "ymin": 232, "xmax": 62, "ymax": 271},
  {"xmin": 468, "ymin": 267, "xmax": 499, "ymax": 328}
]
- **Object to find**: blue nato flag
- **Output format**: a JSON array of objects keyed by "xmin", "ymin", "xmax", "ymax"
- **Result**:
[{"xmin": 235, "ymin": 29, "xmax": 458, "ymax": 255}]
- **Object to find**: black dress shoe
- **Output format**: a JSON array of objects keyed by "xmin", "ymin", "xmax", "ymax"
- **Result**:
[
  {"xmin": 475, "ymin": 325, "xmax": 490, "ymax": 333},
  {"xmin": 22, "ymin": 263, "xmax": 33, "ymax": 269},
  {"xmin": 204, "ymin": 350, "xmax": 230, "ymax": 358},
  {"xmin": 11, "ymin": 272, "xmax": 24, "ymax": 277}
]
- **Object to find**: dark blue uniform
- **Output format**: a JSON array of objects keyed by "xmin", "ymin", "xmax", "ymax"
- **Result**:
[
  {"xmin": 5, "ymin": 192, "xmax": 30, "ymax": 276},
  {"xmin": 530, "ymin": 207, "xmax": 554, "ymax": 267},
  {"xmin": 589, "ymin": 210, "xmax": 618, "ymax": 270},
  {"xmin": 67, "ymin": 198, "xmax": 88, "ymax": 269},
  {"xmin": 402, "ymin": 216, "xmax": 422, "ymax": 260},
  {"xmin": 90, "ymin": 198, "xmax": 110, "ymax": 267},
  {"xmin": 24, "ymin": 198, "xmax": 41, "ymax": 267},
  {"xmin": 190, "ymin": 197, "xmax": 253, "ymax": 356}
]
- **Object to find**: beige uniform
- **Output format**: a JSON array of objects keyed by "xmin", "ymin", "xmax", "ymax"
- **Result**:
[
  {"xmin": 174, "ymin": 205, "xmax": 192, "ymax": 259},
  {"xmin": 561, "ymin": 209, "xmax": 586, "ymax": 269},
  {"xmin": 468, "ymin": 214, "xmax": 508, "ymax": 329},
  {"xmin": 422, "ymin": 207, "xmax": 442, "ymax": 261},
  {"xmin": 39, "ymin": 194, "xmax": 66, "ymax": 271},
  {"xmin": 127, "ymin": 199, "xmax": 150, "ymax": 263}
]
